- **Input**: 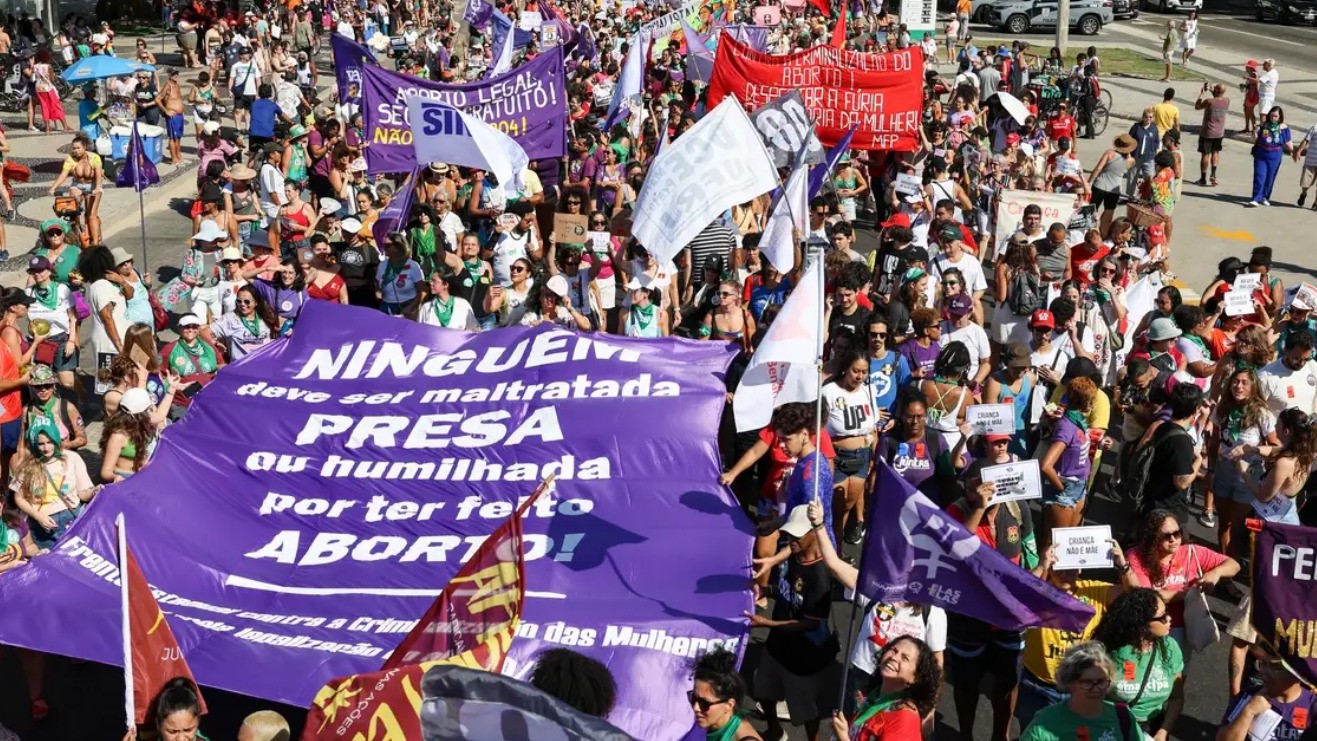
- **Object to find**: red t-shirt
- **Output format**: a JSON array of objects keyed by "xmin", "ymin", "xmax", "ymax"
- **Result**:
[
  {"xmin": 1127, "ymin": 544, "xmax": 1229, "ymax": 627},
  {"xmin": 1047, "ymin": 114, "xmax": 1077, "ymax": 142},
  {"xmin": 854, "ymin": 707, "xmax": 923, "ymax": 741},
  {"xmin": 1069, "ymin": 243, "xmax": 1111, "ymax": 286}
]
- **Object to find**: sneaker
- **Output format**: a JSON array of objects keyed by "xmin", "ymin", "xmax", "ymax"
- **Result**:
[
  {"xmin": 844, "ymin": 521, "xmax": 866, "ymax": 546},
  {"xmin": 1246, "ymin": 201, "xmax": 1260, "ymax": 207},
  {"xmin": 1301, "ymin": 191, "xmax": 1308, "ymax": 207},
  {"xmin": 1193, "ymin": 177, "xmax": 1207, "ymax": 186},
  {"xmin": 1199, "ymin": 510, "xmax": 1217, "ymax": 528},
  {"xmin": 0, "ymin": 250, "xmax": 10, "ymax": 262},
  {"xmin": 1264, "ymin": 199, "xmax": 1271, "ymax": 206},
  {"xmin": 26, "ymin": 126, "xmax": 38, "ymax": 132}
]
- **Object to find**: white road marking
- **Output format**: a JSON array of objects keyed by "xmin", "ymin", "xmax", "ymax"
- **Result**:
[
  {"xmin": 1197, "ymin": 21, "xmax": 1305, "ymax": 46},
  {"xmin": 224, "ymin": 574, "xmax": 567, "ymax": 599}
]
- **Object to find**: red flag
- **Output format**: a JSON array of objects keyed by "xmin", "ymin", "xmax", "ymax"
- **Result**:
[
  {"xmin": 118, "ymin": 514, "xmax": 206, "ymax": 727},
  {"xmin": 301, "ymin": 478, "xmax": 553, "ymax": 740},
  {"xmin": 808, "ymin": 0, "xmax": 831, "ymax": 16},
  {"xmin": 830, "ymin": 13, "xmax": 847, "ymax": 48}
]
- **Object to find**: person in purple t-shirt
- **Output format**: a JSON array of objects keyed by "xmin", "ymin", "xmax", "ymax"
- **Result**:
[
  {"xmin": 1039, "ymin": 376, "xmax": 1098, "ymax": 552},
  {"xmin": 772, "ymin": 403, "xmax": 835, "ymax": 545},
  {"xmin": 880, "ymin": 394, "xmax": 945, "ymax": 504},
  {"xmin": 899, "ymin": 307, "xmax": 943, "ymax": 380}
]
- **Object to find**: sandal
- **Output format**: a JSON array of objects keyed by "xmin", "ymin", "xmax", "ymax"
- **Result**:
[
  {"xmin": 1210, "ymin": 178, "xmax": 1219, "ymax": 187},
  {"xmin": 30, "ymin": 697, "xmax": 49, "ymax": 721}
]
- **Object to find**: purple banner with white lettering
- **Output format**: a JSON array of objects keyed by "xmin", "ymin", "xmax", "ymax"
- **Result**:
[
  {"xmin": 330, "ymin": 32, "xmax": 376, "ymax": 102},
  {"xmin": 1251, "ymin": 520, "xmax": 1317, "ymax": 689},
  {"xmin": 857, "ymin": 461, "xmax": 1096, "ymax": 633},
  {"xmin": 0, "ymin": 302, "xmax": 750, "ymax": 741},
  {"xmin": 361, "ymin": 46, "xmax": 567, "ymax": 173}
]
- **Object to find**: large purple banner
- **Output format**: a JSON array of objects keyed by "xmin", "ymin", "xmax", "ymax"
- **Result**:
[
  {"xmin": 1251, "ymin": 520, "xmax": 1317, "ymax": 688},
  {"xmin": 361, "ymin": 47, "xmax": 567, "ymax": 173},
  {"xmin": 0, "ymin": 303, "xmax": 750, "ymax": 741}
]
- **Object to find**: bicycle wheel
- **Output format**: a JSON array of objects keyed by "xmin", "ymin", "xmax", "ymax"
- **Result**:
[
  {"xmin": 1101, "ymin": 87, "xmax": 1113, "ymax": 112},
  {"xmin": 1092, "ymin": 102, "xmax": 1111, "ymax": 137}
]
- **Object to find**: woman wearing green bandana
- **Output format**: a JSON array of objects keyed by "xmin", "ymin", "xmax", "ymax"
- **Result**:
[
  {"xmin": 1209, "ymin": 367, "xmax": 1277, "ymax": 554},
  {"xmin": 1039, "ymin": 377, "xmax": 1099, "ymax": 553},
  {"xmin": 830, "ymin": 636, "xmax": 942, "ymax": 741},
  {"xmin": 12, "ymin": 420, "xmax": 99, "ymax": 550},
  {"xmin": 160, "ymin": 314, "xmax": 226, "ymax": 416},
  {"xmin": 0, "ymin": 498, "xmax": 39, "ymax": 573},
  {"xmin": 689, "ymin": 648, "xmax": 762, "ymax": 740}
]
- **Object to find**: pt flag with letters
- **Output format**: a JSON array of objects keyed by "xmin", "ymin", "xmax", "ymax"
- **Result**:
[
  {"xmin": 857, "ymin": 462, "xmax": 1096, "ymax": 633},
  {"xmin": 301, "ymin": 479, "xmax": 546, "ymax": 740},
  {"xmin": 0, "ymin": 302, "xmax": 750, "ymax": 741},
  {"xmin": 707, "ymin": 35, "xmax": 924, "ymax": 151},
  {"xmin": 330, "ymin": 32, "xmax": 376, "ymax": 101},
  {"xmin": 1251, "ymin": 520, "xmax": 1317, "ymax": 688},
  {"xmin": 119, "ymin": 514, "xmax": 206, "ymax": 726},
  {"xmin": 361, "ymin": 46, "xmax": 566, "ymax": 173}
]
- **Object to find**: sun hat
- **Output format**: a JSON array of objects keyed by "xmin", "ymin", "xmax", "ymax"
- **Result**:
[
  {"xmin": 110, "ymin": 247, "xmax": 134, "ymax": 266},
  {"xmin": 341, "ymin": 217, "xmax": 363, "ymax": 234},
  {"xmin": 319, "ymin": 197, "xmax": 342, "ymax": 216},
  {"xmin": 120, "ymin": 387, "xmax": 152, "ymax": 415},
  {"xmin": 287, "ymin": 124, "xmax": 308, "ymax": 139},
  {"xmin": 1005, "ymin": 342, "xmax": 1032, "ymax": 369},
  {"xmin": 28, "ymin": 364, "xmax": 56, "ymax": 386},
  {"xmin": 220, "ymin": 247, "xmax": 244, "ymax": 263},
  {"xmin": 192, "ymin": 221, "xmax": 228, "ymax": 243},
  {"xmin": 1113, "ymin": 134, "xmax": 1137, "ymax": 154},
  {"xmin": 228, "ymin": 163, "xmax": 257, "ymax": 180},
  {"xmin": 545, "ymin": 274, "xmax": 570, "ymax": 298},
  {"xmin": 1148, "ymin": 317, "xmax": 1182, "ymax": 341},
  {"xmin": 178, "ymin": 314, "xmax": 204, "ymax": 327}
]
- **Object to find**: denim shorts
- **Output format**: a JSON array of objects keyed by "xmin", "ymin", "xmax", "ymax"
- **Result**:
[
  {"xmin": 1016, "ymin": 670, "xmax": 1068, "ymax": 729},
  {"xmin": 1043, "ymin": 477, "xmax": 1088, "ymax": 508},
  {"xmin": 834, "ymin": 446, "xmax": 872, "ymax": 480},
  {"xmin": 1213, "ymin": 460, "xmax": 1260, "ymax": 504}
]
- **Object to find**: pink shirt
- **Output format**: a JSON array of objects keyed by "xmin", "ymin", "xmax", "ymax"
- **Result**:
[
  {"xmin": 198, "ymin": 139, "xmax": 237, "ymax": 178},
  {"xmin": 1127, "ymin": 544, "xmax": 1229, "ymax": 627}
]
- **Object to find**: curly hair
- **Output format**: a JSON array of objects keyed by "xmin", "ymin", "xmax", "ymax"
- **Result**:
[
  {"xmin": 97, "ymin": 354, "xmax": 140, "ymax": 387},
  {"xmin": 1217, "ymin": 367, "xmax": 1268, "ymax": 433},
  {"xmin": 692, "ymin": 648, "xmax": 746, "ymax": 707},
  {"xmin": 528, "ymin": 648, "xmax": 617, "ymax": 718},
  {"xmin": 1066, "ymin": 377, "xmax": 1098, "ymax": 413},
  {"xmin": 1094, "ymin": 588, "xmax": 1165, "ymax": 653},
  {"xmin": 100, "ymin": 408, "xmax": 156, "ymax": 472},
  {"xmin": 1228, "ymin": 325, "xmax": 1276, "ymax": 371},
  {"xmin": 862, "ymin": 635, "xmax": 943, "ymax": 718},
  {"xmin": 771, "ymin": 402, "xmax": 814, "ymax": 437},
  {"xmin": 933, "ymin": 341, "xmax": 971, "ymax": 381},
  {"xmin": 1134, "ymin": 509, "xmax": 1181, "ymax": 587}
]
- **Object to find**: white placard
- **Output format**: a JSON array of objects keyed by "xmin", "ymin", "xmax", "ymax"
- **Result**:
[
  {"xmin": 1224, "ymin": 289, "xmax": 1254, "ymax": 317},
  {"xmin": 1053, "ymin": 525, "xmax": 1114, "ymax": 570},
  {"xmin": 1248, "ymin": 708, "xmax": 1283, "ymax": 741},
  {"xmin": 894, "ymin": 173, "xmax": 922, "ymax": 196},
  {"xmin": 967, "ymin": 404, "xmax": 1016, "ymax": 437},
  {"xmin": 587, "ymin": 230, "xmax": 612, "ymax": 254},
  {"xmin": 1232, "ymin": 272, "xmax": 1262, "ymax": 292},
  {"xmin": 993, "ymin": 190, "xmax": 1078, "ymax": 260},
  {"xmin": 981, "ymin": 459, "xmax": 1042, "ymax": 504},
  {"xmin": 519, "ymin": 13, "xmax": 542, "ymax": 31}
]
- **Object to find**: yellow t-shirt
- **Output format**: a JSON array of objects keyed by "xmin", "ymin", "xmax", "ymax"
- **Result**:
[
  {"xmin": 1023, "ymin": 580, "xmax": 1111, "ymax": 682},
  {"xmin": 1151, "ymin": 102, "xmax": 1180, "ymax": 137}
]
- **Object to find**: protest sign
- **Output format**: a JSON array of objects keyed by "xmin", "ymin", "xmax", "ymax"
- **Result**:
[
  {"xmin": 554, "ymin": 213, "xmax": 589, "ymax": 243},
  {"xmin": 1224, "ymin": 290, "xmax": 1255, "ymax": 317},
  {"xmin": 1294, "ymin": 282, "xmax": 1317, "ymax": 309},
  {"xmin": 981, "ymin": 459, "xmax": 1042, "ymax": 503},
  {"xmin": 1233, "ymin": 272, "xmax": 1262, "ymax": 292},
  {"xmin": 966, "ymin": 404, "xmax": 1015, "ymax": 437},
  {"xmin": 587, "ymin": 231, "xmax": 613, "ymax": 254},
  {"xmin": 993, "ymin": 190, "xmax": 1078, "ymax": 256},
  {"xmin": 706, "ymin": 35, "xmax": 925, "ymax": 151},
  {"xmin": 749, "ymin": 91, "xmax": 825, "ymax": 169},
  {"xmin": 541, "ymin": 23, "xmax": 560, "ymax": 47},
  {"xmin": 753, "ymin": 5, "xmax": 780, "ymax": 25},
  {"xmin": 1052, "ymin": 526, "xmax": 1114, "ymax": 570},
  {"xmin": 361, "ymin": 47, "xmax": 567, "ymax": 173},
  {"xmin": 894, "ymin": 172, "xmax": 921, "ymax": 195},
  {"xmin": 898, "ymin": 0, "xmax": 936, "ymax": 39},
  {"xmin": 0, "ymin": 302, "xmax": 749, "ymax": 741},
  {"xmin": 1251, "ymin": 520, "xmax": 1317, "ymax": 689}
]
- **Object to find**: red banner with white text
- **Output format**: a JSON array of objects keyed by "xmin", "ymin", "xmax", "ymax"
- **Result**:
[{"xmin": 707, "ymin": 36, "xmax": 925, "ymax": 152}]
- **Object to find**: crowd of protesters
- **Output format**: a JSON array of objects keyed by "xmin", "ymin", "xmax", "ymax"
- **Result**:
[{"xmin": 0, "ymin": 0, "xmax": 1312, "ymax": 738}]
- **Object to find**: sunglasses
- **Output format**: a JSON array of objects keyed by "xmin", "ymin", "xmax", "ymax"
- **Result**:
[
  {"xmin": 943, "ymin": 280, "xmax": 960, "ymax": 287},
  {"xmin": 717, "ymin": 291, "xmax": 737, "ymax": 298},
  {"xmin": 1159, "ymin": 529, "xmax": 1182, "ymax": 542},
  {"xmin": 686, "ymin": 690, "xmax": 726, "ymax": 712},
  {"xmin": 591, "ymin": 221, "xmax": 607, "ymax": 227},
  {"xmin": 1099, "ymin": 267, "xmax": 1117, "ymax": 275},
  {"xmin": 46, "ymin": 230, "xmax": 64, "ymax": 237},
  {"xmin": 236, "ymin": 298, "xmax": 255, "ymax": 306},
  {"xmin": 511, "ymin": 266, "xmax": 528, "ymax": 274},
  {"xmin": 869, "ymin": 331, "xmax": 887, "ymax": 339},
  {"xmin": 567, "ymin": 200, "xmax": 582, "ymax": 206},
  {"xmin": 1149, "ymin": 613, "xmax": 1173, "ymax": 624}
]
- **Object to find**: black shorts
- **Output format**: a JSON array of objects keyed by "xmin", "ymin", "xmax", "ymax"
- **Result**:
[
  {"xmin": 234, "ymin": 94, "xmax": 255, "ymax": 110},
  {"xmin": 309, "ymin": 173, "xmax": 334, "ymax": 201},
  {"xmin": 947, "ymin": 635, "xmax": 1024, "ymax": 691},
  {"xmin": 1092, "ymin": 186, "xmax": 1121, "ymax": 211},
  {"xmin": 1198, "ymin": 136, "xmax": 1223, "ymax": 154},
  {"xmin": 248, "ymin": 135, "xmax": 272, "ymax": 155}
]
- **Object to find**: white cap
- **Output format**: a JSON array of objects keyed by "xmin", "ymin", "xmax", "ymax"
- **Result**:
[
  {"xmin": 319, "ymin": 197, "xmax": 342, "ymax": 216},
  {"xmin": 202, "ymin": 121, "xmax": 221, "ymax": 135},
  {"xmin": 545, "ymin": 274, "xmax": 569, "ymax": 298},
  {"xmin": 349, "ymin": 157, "xmax": 368, "ymax": 172},
  {"xmin": 1294, "ymin": 296, "xmax": 1314, "ymax": 312},
  {"xmin": 341, "ymin": 217, "xmax": 363, "ymax": 234},
  {"xmin": 120, "ymin": 387, "xmax": 152, "ymax": 415},
  {"xmin": 192, "ymin": 221, "xmax": 228, "ymax": 242},
  {"xmin": 778, "ymin": 504, "xmax": 814, "ymax": 539},
  {"xmin": 178, "ymin": 314, "xmax": 204, "ymax": 327},
  {"xmin": 624, "ymin": 273, "xmax": 655, "ymax": 291},
  {"xmin": 220, "ymin": 246, "xmax": 244, "ymax": 262}
]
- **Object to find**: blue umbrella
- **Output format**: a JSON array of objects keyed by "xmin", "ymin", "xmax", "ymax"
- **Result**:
[{"xmin": 60, "ymin": 55, "xmax": 155, "ymax": 82}]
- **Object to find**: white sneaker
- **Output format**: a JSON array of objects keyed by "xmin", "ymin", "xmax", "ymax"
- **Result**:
[
  {"xmin": 1246, "ymin": 201, "xmax": 1260, "ymax": 207},
  {"xmin": 1263, "ymin": 199, "xmax": 1271, "ymax": 206}
]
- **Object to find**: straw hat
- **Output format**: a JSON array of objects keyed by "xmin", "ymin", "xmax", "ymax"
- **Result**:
[
  {"xmin": 1113, "ymin": 134, "xmax": 1137, "ymax": 155},
  {"xmin": 229, "ymin": 163, "xmax": 257, "ymax": 180}
]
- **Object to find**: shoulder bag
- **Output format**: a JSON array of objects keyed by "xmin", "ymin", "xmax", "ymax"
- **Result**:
[{"xmin": 1183, "ymin": 545, "xmax": 1222, "ymax": 651}]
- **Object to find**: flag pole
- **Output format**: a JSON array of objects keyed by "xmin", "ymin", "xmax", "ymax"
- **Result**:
[
  {"xmin": 117, "ymin": 512, "xmax": 135, "ymax": 735},
  {"xmin": 133, "ymin": 122, "xmax": 149, "ymax": 273},
  {"xmin": 809, "ymin": 240, "xmax": 826, "ymax": 509}
]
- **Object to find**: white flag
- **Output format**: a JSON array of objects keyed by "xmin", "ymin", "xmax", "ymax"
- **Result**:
[
  {"xmin": 632, "ymin": 97, "xmax": 778, "ymax": 268},
  {"xmin": 406, "ymin": 95, "xmax": 529, "ymax": 192},
  {"xmin": 732, "ymin": 259, "xmax": 824, "ymax": 432},
  {"xmin": 758, "ymin": 156, "xmax": 808, "ymax": 273}
]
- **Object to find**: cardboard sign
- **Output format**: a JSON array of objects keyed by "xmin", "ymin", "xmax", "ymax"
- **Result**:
[
  {"xmin": 753, "ymin": 5, "xmax": 781, "ymax": 25},
  {"xmin": 1232, "ymin": 272, "xmax": 1262, "ymax": 292},
  {"xmin": 967, "ymin": 404, "xmax": 1016, "ymax": 437},
  {"xmin": 981, "ymin": 459, "xmax": 1042, "ymax": 504},
  {"xmin": 1053, "ymin": 525, "xmax": 1114, "ymax": 570},
  {"xmin": 554, "ymin": 213, "xmax": 590, "ymax": 244},
  {"xmin": 894, "ymin": 173, "xmax": 922, "ymax": 196},
  {"xmin": 498, "ymin": 212, "xmax": 520, "ymax": 230},
  {"xmin": 129, "ymin": 344, "xmax": 153, "ymax": 369},
  {"xmin": 587, "ymin": 230, "xmax": 613, "ymax": 254},
  {"xmin": 1224, "ymin": 289, "xmax": 1254, "ymax": 317}
]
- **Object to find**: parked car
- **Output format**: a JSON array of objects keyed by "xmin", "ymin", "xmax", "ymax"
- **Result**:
[
  {"xmin": 1113, "ymin": 0, "xmax": 1140, "ymax": 18},
  {"xmin": 972, "ymin": 0, "xmax": 1002, "ymax": 21},
  {"xmin": 1141, "ymin": 0, "xmax": 1201, "ymax": 11},
  {"xmin": 1255, "ymin": 0, "xmax": 1317, "ymax": 23},
  {"xmin": 989, "ymin": 0, "xmax": 1114, "ymax": 34}
]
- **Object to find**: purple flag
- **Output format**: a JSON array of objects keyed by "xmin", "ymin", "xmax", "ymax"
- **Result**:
[
  {"xmin": 1251, "ymin": 520, "xmax": 1317, "ymax": 687},
  {"xmin": 0, "ymin": 302, "xmax": 750, "ymax": 741},
  {"xmin": 371, "ymin": 166, "xmax": 421, "ymax": 248},
  {"xmin": 576, "ymin": 23, "xmax": 597, "ymax": 62},
  {"xmin": 464, "ymin": 0, "xmax": 494, "ymax": 31},
  {"xmin": 723, "ymin": 24, "xmax": 770, "ymax": 53},
  {"xmin": 857, "ymin": 462, "xmax": 1096, "ymax": 633},
  {"xmin": 115, "ymin": 122, "xmax": 159, "ymax": 192},
  {"xmin": 331, "ymin": 32, "xmax": 377, "ymax": 102},
  {"xmin": 807, "ymin": 125, "xmax": 857, "ymax": 200}
]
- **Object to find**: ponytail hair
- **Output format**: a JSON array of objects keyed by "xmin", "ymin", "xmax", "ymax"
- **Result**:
[{"xmin": 152, "ymin": 676, "xmax": 202, "ymax": 730}]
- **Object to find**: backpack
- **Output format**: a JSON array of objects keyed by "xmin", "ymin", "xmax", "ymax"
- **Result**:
[
  {"xmin": 1120, "ymin": 421, "xmax": 1189, "ymax": 512},
  {"xmin": 1008, "ymin": 268, "xmax": 1045, "ymax": 316}
]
